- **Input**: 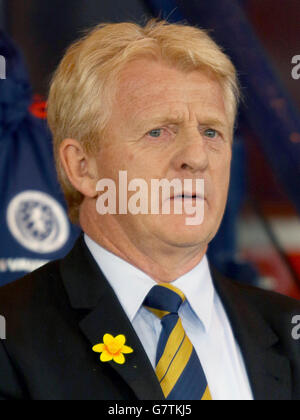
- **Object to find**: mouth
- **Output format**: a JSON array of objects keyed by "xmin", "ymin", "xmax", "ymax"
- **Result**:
[{"xmin": 170, "ymin": 194, "xmax": 205, "ymax": 200}]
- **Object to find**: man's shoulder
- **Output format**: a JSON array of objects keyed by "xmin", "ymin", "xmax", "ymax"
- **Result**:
[
  {"xmin": 214, "ymin": 268, "xmax": 300, "ymax": 328},
  {"xmin": 0, "ymin": 259, "xmax": 66, "ymax": 319},
  {"xmin": 239, "ymin": 280, "xmax": 299, "ymax": 314}
]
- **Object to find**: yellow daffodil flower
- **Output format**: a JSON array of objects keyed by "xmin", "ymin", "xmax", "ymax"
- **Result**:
[{"xmin": 92, "ymin": 334, "xmax": 134, "ymax": 365}]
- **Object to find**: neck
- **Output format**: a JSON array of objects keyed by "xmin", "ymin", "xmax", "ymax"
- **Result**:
[{"xmin": 80, "ymin": 200, "xmax": 208, "ymax": 283}]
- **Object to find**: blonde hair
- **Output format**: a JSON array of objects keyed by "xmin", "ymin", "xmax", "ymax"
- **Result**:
[{"xmin": 47, "ymin": 19, "xmax": 240, "ymax": 224}]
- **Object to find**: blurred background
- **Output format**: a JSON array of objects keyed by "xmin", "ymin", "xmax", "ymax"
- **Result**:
[{"xmin": 0, "ymin": 0, "xmax": 299, "ymax": 299}]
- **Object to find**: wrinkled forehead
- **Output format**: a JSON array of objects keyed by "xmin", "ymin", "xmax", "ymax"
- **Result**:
[{"xmin": 113, "ymin": 58, "xmax": 230, "ymax": 129}]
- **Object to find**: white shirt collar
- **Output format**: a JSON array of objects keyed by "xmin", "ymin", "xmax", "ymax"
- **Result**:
[
  {"xmin": 172, "ymin": 255, "xmax": 214, "ymax": 332},
  {"xmin": 84, "ymin": 233, "xmax": 215, "ymax": 332}
]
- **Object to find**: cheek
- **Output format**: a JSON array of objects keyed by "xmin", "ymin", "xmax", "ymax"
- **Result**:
[
  {"xmin": 127, "ymin": 152, "xmax": 135, "ymax": 161},
  {"xmin": 219, "ymin": 168, "xmax": 231, "ymax": 194},
  {"xmin": 219, "ymin": 150, "xmax": 232, "ymax": 182},
  {"xmin": 212, "ymin": 159, "xmax": 231, "ymax": 200},
  {"xmin": 97, "ymin": 145, "xmax": 127, "ymax": 177},
  {"xmin": 97, "ymin": 145, "xmax": 152, "ymax": 185}
]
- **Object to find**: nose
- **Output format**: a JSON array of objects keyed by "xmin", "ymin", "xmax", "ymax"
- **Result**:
[{"xmin": 172, "ymin": 126, "xmax": 209, "ymax": 174}]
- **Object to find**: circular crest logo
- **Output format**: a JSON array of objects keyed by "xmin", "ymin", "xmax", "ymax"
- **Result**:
[{"xmin": 6, "ymin": 191, "xmax": 70, "ymax": 254}]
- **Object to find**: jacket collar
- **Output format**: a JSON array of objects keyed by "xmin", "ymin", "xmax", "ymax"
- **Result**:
[
  {"xmin": 210, "ymin": 263, "xmax": 292, "ymax": 401},
  {"xmin": 59, "ymin": 233, "xmax": 164, "ymax": 400}
]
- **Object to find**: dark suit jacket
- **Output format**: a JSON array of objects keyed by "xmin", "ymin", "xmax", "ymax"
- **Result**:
[{"xmin": 0, "ymin": 233, "xmax": 299, "ymax": 400}]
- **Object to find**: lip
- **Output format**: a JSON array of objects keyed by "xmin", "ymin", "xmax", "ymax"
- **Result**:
[{"xmin": 170, "ymin": 194, "xmax": 205, "ymax": 200}]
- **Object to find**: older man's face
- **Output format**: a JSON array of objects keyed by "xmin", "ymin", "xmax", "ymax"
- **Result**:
[{"xmin": 93, "ymin": 59, "xmax": 233, "ymax": 252}]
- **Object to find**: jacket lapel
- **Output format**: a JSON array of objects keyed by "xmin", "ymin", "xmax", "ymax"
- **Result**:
[
  {"xmin": 210, "ymin": 265, "xmax": 292, "ymax": 400},
  {"xmin": 60, "ymin": 234, "xmax": 164, "ymax": 400}
]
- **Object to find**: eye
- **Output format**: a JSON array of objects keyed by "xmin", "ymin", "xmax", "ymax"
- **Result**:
[
  {"xmin": 204, "ymin": 128, "xmax": 218, "ymax": 139},
  {"xmin": 148, "ymin": 128, "xmax": 162, "ymax": 138}
]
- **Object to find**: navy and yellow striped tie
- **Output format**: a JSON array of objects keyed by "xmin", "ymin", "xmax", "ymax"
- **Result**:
[{"xmin": 144, "ymin": 283, "xmax": 212, "ymax": 400}]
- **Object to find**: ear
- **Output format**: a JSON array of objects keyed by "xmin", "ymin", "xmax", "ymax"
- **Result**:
[{"xmin": 59, "ymin": 138, "xmax": 98, "ymax": 198}]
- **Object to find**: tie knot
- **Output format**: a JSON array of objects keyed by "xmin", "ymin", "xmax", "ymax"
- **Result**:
[{"xmin": 144, "ymin": 284, "xmax": 186, "ymax": 319}]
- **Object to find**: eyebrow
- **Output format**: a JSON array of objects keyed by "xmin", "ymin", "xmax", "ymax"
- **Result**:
[
  {"xmin": 198, "ymin": 117, "xmax": 229, "ymax": 131},
  {"xmin": 135, "ymin": 115, "xmax": 182, "ymax": 130},
  {"xmin": 136, "ymin": 115, "xmax": 229, "ymax": 133}
]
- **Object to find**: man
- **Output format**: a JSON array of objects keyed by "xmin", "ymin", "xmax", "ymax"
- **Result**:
[{"xmin": 0, "ymin": 20, "xmax": 299, "ymax": 400}]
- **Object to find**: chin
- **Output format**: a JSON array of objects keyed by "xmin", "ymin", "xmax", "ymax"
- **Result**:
[{"xmin": 160, "ymin": 218, "xmax": 214, "ymax": 248}]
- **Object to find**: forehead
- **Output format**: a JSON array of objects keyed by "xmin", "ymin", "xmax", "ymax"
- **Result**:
[{"xmin": 114, "ymin": 58, "xmax": 229, "ymax": 126}]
